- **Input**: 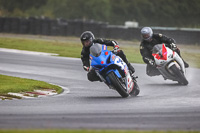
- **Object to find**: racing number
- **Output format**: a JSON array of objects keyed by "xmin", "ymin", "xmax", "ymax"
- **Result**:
[{"xmin": 114, "ymin": 57, "xmax": 125, "ymax": 70}]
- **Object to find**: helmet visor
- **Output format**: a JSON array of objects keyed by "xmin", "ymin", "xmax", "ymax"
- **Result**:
[
  {"xmin": 82, "ymin": 40, "xmax": 92, "ymax": 47},
  {"xmin": 142, "ymin": 34, "xmax": 151, "ymax": 40}
]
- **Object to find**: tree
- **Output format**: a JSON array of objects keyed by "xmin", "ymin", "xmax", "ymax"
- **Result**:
[{"xmin": 0, "ymin": 0, "xmax": 200, "ymax": 28}]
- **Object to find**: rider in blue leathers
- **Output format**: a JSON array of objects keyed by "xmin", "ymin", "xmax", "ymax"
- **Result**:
[{"xmin": 80, "ymin": 31, "xmax": 135, "ymax": 81}]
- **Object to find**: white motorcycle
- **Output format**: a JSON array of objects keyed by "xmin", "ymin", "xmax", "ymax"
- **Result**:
[{"xmin": 152, "ymin": 43, "xmax": 188, "ymax": 85}]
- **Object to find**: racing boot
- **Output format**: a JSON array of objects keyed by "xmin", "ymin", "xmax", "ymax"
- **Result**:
[
  {"xmin": 127, "ymin": 63, "xmax": 135, "ymax": 75},
  {"xmin": 116, "ymin": 50, "xmax": 135, "ymax": 74},
  {"xmin": 175, "ymin": 49, "xmax": 189, "ymax": 68},
  {"xmin": 183, "ymin": 60, "xmax": 189, "ymax": 68}
]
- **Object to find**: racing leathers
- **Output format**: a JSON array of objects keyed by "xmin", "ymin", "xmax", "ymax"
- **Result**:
[
  {"xmin": 81, "ymin": 38, "xmax": 135, "ymax": 81},
  {"xmin": 140, "ymin": 33, "xmax": 188, "ymax": 76}
]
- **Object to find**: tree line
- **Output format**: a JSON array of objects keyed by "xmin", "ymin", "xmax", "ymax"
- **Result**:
[{"xmin": 0, "ymin": 0, "xmax": 200, "ymax": 28}]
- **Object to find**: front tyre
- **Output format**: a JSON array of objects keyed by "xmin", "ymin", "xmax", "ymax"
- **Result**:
[
  {"xmin": 170, "ymin": 64, "xmax": 188, "ymax": 85},
  {"xmin": 107, "ymin": 71, "xmax": 129, "ymax": 98}
]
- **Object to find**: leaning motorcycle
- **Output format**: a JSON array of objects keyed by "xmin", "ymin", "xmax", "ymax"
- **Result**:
[
  {"xmin": 89, "ymin": 44, "xmax": 140, "ymax": 98},
  {"xmin": 152, "ymin": 43, "xmax": 188, "ymax": 85}
]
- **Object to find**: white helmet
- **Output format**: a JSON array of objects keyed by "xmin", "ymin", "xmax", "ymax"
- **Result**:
[{"xmin": 141, "ymin": 27, "xmax": 153, "ymax": 41}]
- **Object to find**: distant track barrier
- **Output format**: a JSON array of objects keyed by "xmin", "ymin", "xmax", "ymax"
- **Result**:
[{"xmin": 0, "ymin": 17, "xmax": 199, "ymax": 44}]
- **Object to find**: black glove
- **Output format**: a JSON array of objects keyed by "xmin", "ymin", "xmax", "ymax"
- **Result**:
[
  {"xmin": 170, "ymin": 43, "xmax": 177, "ymax": 51},
  {"xmin": 112, "ymin": 40, "xmax": 119, "ymax": 46},
  {"xmin": 145, "ymin": 57, "xmax": 155, "ymax": 66},
  {"xmin": 83, "ymin": 66, "xmax": 90, "ymax": 71},
  {"xmin": 148, "ymin": 59, "xmax": 155, "ymax": 66},
  {"xmin": 113, "ymin": 45, "xmax": 120, "ymax": 53}
]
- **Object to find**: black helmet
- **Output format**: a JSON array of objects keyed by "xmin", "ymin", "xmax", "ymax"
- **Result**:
[{"xmin": 80, "ymin": 31, "xmax": 95, "ymax": 47}]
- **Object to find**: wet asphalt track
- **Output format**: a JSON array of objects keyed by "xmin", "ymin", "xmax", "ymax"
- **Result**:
[{"xmin": 0, "ymin": 51, "xmax": 200, "ymax": 130}]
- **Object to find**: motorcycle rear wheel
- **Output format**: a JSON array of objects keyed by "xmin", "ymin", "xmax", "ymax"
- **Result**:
[
  {"xmin": 130, "ymin": 81, "xmax": 140, "ymax": 96},
  {"xmin": 170, "ymin": 64, "xmax": 188, "ymax": 85},
  {"xmin": 107, "ymin": 71, "xmax": 129, "ymax": 98}
]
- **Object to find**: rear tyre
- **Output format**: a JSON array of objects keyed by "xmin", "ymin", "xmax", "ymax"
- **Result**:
[
  {"xmin": 107, "ymin": 71, "xmax": 129, "ymax": 98},
  {"xmin": 170, "ymin": 64, "xmax": 188, "ymax": 85},
  {"xmin": 131, "ymin": 82, "xmax": 140, "ymax": 96}
]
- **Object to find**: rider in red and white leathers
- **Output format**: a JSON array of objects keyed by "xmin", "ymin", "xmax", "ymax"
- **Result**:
[{"xmin": 140, "ymin": 27, "xmax": 189, "ymax": 76}]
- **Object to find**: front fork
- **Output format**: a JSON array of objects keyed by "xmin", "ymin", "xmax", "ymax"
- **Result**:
[{"xmin": 95, "ymin": 70, "xmax": 115, "ymax": 90}]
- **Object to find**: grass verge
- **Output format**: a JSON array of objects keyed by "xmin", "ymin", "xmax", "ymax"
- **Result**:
[
  {"xmin": 0, "ymin": 37, "xmax": 82, "ymax": 58},
  {"xmin": 0, "ymin": 35, "xmax": 199, "ymax": 67},
  {"xmin": 0, "ymin": 130, "xmax": 199, "ymax": 133},
  {"xmin": 0, "ymin": 74, "xmax": 62, "ymax": 100}
]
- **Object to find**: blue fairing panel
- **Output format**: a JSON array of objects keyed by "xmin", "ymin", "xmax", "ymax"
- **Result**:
[{"xmin": 106, "ymin": 69, "xmax": 121, "ymax": 78}]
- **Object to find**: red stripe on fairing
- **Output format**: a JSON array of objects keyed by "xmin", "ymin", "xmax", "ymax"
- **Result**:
[
  {"xmin": 152, "ymin": 53, "xmax": 160, "ymax": 59},
  {"xmin": 26, "ymin": 92, "xmax": 46, "ymax": 95},
  {"xmin": 152, "ymin": 44, "xmax": 168, "ymax": 60},
  {"xmin": 162, "ymin": 44, "xmax": 167, "ymax": 60}
]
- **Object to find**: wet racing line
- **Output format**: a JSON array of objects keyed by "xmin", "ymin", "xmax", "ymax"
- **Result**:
[{"xmin": 0, "ymin": 50, "xmax": 200, "ymax": 130}]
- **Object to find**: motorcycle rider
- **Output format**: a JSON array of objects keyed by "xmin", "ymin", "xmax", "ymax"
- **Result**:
[
  {"xmin": 80, "ymin": 31, "xmax": 135, "ymax": 81},
  {"xmin": 140, "ymin": 27, "xmax": 189, "ymax": 77}
]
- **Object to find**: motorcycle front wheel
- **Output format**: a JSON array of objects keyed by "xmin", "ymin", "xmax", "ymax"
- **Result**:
[
  {"xmin": 170, "ymin": 64, "xmax": 188, "ymax": 85},
  {"xmin": 107, "ymin": 71, "xmax": 129, "ymax": 98}
]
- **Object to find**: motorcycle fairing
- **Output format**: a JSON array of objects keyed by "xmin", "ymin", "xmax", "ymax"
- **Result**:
[
  {"xmin": 152, "ymin": 43, "xmax": 167, "ymax": 60},
  {"xmin": 90, "ymin": 45, "xmax": 128, "ymax": 78},
  {"xmin": 90, "ymin": 44, "xmax": 135, "ymax": 94},
  {"xmin": 152, "ymin": 44, "xmax": 186, "ymax": 81}
]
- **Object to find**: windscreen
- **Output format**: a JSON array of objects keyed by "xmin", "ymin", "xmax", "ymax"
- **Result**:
[
  {"xmin": 90, "ymin": 43, "xmax": 102, "ymax": 57},
  {"xmin": 152, "ymin": 44, "xmax": 163, "ymax": 55}
]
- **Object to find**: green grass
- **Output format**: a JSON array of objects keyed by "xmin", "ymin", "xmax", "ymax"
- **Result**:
[
  {"xmin": 0, "ymin": 130, "xmax": 199, "ymax": 133},
  {"xmin": 0, "ymin": 37, "xmax": 145, "ymax": 64},
  {"xmin": 0, "ymin": 37, "xmax": 144, "ymax": 63},
  {"xmin": 0, "ymin": 37, "xmax": 82, "ymax": 58},
  {"xmin": 121, "ymin": 45, "xmax": 143, "ymax": 64},
  {"xmin": 182, "ymin": 51, "xmax": 200, "ymax": 68},
  {"xmin": 0, "ymin": 36, "xmax": 199, "ymax": 68},
  {"xmin": 178, "ymin": 45, "xmax": 200, "ymax": 68},
  {"xmin": 0, "ymin": 74, "xmax": 62, "ymax": 95}
]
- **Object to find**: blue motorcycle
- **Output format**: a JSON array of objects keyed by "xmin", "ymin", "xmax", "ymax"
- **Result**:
[{"xmin": 89, "ymin": 44, "xmax": 140, "ymax": 98}]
